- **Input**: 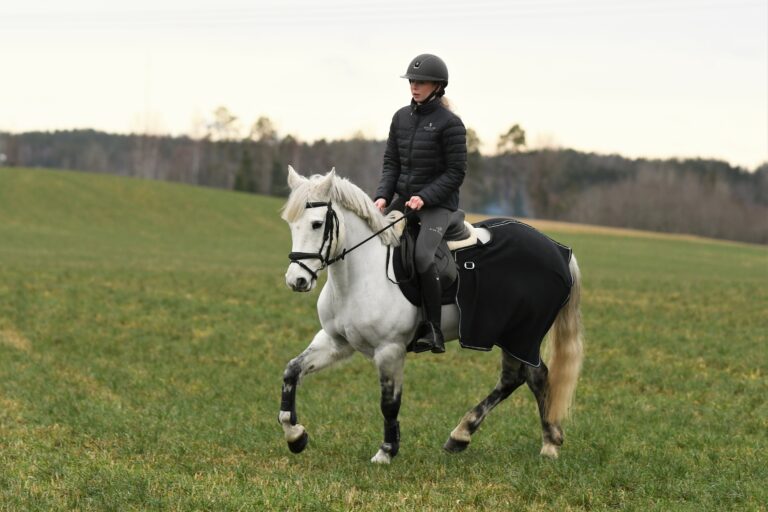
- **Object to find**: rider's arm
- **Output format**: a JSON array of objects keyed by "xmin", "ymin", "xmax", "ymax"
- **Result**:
[{"xmin": 375, "ymin": 114, "xmax": 401, "ymax": 205}]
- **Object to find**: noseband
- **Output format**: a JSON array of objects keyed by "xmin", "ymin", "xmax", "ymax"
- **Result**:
[{"xmin": 288, "ymin": 201, "xmax": 341, "ymax": 281}]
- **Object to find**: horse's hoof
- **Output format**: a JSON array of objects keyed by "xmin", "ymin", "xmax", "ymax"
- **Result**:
[
  {"xmin": 370, "ymin": 448, "xmax": 392, "ymax": 464},
  {"xmin": 443, "ymin": 437, "xmax": 469, "ymax": 453},
  {"xmin": 540, "ymin": 442, "xmax": 559, "ymax": 459},
  {"xmin": 288, "ymin": 431, "xmax": 309, "ymax": 454}
]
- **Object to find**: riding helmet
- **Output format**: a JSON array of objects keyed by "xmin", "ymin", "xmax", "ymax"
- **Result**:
[{"xmin": 401, "ymin": 54, "xmax": 449, "ymax": 86}]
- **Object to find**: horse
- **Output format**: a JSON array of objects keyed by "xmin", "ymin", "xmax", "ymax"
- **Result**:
[{"xmin": 279, "ymin": 166, "xmax": 584, "ymax": 464}]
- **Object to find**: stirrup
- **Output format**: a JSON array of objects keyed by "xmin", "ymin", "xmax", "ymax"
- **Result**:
[
  {"xmin": 409, "ymin": 321, "xmax": 444, "ymax": 354},
  {"xmin": 409, "ymin": 322, "xmax": 434, "ymax": 353}
]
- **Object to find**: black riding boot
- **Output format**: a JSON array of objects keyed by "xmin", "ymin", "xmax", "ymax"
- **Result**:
[{"xmin": 411, "ymin": 264, "xmax": 446, "ymax": 354}]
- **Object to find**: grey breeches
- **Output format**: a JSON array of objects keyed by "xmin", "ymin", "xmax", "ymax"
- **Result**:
[{"xmin": 413, "ymin": 206, "xmax": 453, "ymax": 274}]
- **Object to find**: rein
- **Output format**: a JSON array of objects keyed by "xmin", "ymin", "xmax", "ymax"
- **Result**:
[{"xmin": 288, "ymin": 201, "xmax": 413, "ymax": 280}]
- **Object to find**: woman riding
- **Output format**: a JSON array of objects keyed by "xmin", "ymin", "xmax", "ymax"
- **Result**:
[{"xmin": 373, "ymin": 53, "xmax": 468, "ymax": 354}]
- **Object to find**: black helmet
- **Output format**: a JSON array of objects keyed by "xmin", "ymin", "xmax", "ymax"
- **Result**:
[{"xmin": 401, "ymin": 54, "xmax": 449, "ymax": 85}]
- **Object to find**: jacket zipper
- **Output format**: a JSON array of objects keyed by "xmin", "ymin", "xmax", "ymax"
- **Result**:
[{"xmin": 406, "ymin": 110, "xmax": 420, "ymax": 198}]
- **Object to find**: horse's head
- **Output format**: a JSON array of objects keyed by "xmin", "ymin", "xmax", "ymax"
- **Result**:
[{"xmin": 282, "ymin": 166, "xmax": 345, "ymax": 292}]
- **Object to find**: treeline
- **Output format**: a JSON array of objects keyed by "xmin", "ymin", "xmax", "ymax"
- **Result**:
[
  {"xmin": 1, "ymin": 128, "xmax": 766, "ymax": 244},
  {"xmin": 469, "ymin": 150, "xmax": 768, "ymax": 243}
]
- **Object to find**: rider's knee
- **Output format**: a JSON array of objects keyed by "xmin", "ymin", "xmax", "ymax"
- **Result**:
[{"xmin": 414, "ymin": 253, "xmax": 435, "ymax": 274}]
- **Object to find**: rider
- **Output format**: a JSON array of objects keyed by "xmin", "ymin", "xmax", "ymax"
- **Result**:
[{"xmin": 373, "ymin": 53, "xmax": 468, "ymax": 354}]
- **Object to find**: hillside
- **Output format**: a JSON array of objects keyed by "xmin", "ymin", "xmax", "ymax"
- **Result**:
[
  {"xmin": 0, "ymin": 167, "xmax": 288, "ymax": 267},
  {"xmin": 1, "ymin": 166, "xmax": 759, "ymax": 251}
]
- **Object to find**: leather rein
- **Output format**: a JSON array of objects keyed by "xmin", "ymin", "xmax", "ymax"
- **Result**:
[{"xmin": 288, "ymin": 201, "xmax": 412, "ymax": 281}]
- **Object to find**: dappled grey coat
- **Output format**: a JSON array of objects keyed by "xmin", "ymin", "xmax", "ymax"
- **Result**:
[{"xmin": 375, "ymin": 99, "xmax": 467, "ymax": 211}]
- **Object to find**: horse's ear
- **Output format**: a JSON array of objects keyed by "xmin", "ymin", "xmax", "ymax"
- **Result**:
[
  {"xmin": 316, "ymin": 168, "xmax": 336, "ymax": 196},
  {"xmin": 287, "ymin": 165, "xmax": 306, "ymax": 190}
]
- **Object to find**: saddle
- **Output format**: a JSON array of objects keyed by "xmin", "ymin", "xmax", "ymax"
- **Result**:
[{"xmin": 389, "ymin": 209, "xmax": 481, "ymax": 306}]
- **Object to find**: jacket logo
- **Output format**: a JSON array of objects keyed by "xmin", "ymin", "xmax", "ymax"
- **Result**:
[{"xmin": 423, "ymin": 122, "xmax": 436, "ymax": 132}]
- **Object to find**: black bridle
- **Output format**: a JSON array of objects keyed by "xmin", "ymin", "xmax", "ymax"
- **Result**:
[
  {"xmin": 288, "ymin": 201, "xmax": 412, "ymax": 282},
  {"xmin": 288, "ymin": 201, "xmax": 341, "ymax": 281}
]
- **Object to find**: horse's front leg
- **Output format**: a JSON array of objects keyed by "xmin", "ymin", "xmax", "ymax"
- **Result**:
[
  {"xmin": 279, "ymin": 329, "xmax": 354, "ymax": 454},
  {"xmin": 370, "ymin": 343, "xmax": 406, "ymax": 464}
]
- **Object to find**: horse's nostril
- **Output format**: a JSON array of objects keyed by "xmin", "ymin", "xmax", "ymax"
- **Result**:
[{"xmin": 296, "ymin": 277, "xmax": 307, "ymax": 289}]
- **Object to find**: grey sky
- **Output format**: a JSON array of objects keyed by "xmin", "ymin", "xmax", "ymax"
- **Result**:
[{"xmin": 2, "ymin": 0, "xmax": 766, "ymax": 168}]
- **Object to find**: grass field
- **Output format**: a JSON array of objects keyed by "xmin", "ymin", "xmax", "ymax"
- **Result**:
[{"xmin": 1, "ymin": 167, "xmax": 766, "ymax": 511}]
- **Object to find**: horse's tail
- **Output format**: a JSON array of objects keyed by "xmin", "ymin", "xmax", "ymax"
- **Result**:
[{"xmin": 545, "ymin": 254, "xmax": 584, "ymax": 424}]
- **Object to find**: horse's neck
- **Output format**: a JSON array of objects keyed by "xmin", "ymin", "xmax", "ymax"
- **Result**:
[{"xmin": 326, "ymin": 209, "xmax": 388, "ymax": 296}]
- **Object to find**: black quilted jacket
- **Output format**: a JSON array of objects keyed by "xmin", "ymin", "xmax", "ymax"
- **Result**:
[{"xmin": 375, "ymin": 99, "xmax": 467, "ymax": 211}]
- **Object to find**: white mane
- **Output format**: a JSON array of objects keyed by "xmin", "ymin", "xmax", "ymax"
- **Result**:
[{"xmin": 282, "ymin": 174, "xmax": 400, "ymax": 247}]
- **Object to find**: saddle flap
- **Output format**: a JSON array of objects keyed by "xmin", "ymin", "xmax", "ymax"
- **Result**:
[{"xmin": 392, "ymin": 220, "xmax": 458, "ymax": 307}]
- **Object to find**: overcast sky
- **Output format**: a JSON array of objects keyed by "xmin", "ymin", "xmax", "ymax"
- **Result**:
[{"xmin": 1, "ymin": 0, "xmax": 766, "ymax": 168}]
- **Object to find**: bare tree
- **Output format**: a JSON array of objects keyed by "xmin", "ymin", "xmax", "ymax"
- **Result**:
[
  {"xmin": 497, "ymin": 123, "xmax": 527, "ymax": 154},
  {"xmin": 249, "ymin": 116, "xmax": 278, "ymax": 194},
  {"xmin": 207, "ymin": 106, "xmax": 241, "ymax": 142}
]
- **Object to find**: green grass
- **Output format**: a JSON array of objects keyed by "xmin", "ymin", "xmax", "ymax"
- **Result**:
[{"xmin": 1, "ymin": 167, "xmax": 766, "ymax": 511}]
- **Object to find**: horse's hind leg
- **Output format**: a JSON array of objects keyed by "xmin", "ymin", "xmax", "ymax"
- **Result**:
[
  {"xmin": 524, "ymin": 362, "xmax": 564, "ymax": 458},
  {"xmin": 279, "ymin": 329, "xmax": 354, "ymax": 454},
  {"xmin": 444, "ymin": 352, "xmax": 526, "ymax": 453}
]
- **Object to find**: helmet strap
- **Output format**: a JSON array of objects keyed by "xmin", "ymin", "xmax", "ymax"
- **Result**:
[{"xmin": 420, "ymin": 84, "xmax": 442, "ymax": 104}]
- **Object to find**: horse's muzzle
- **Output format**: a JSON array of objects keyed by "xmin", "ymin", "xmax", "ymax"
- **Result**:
[
  {"xmin": 286, "ymin": 272, "xmax": 315, "ymax": 292},
  {"xmin": 291, "ymin": 276, "xmax": 312, "ymax": 292}
]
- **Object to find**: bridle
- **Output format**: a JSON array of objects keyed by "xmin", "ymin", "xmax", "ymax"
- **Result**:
[
  {"xmin": 288, "ymin": 201, "xmax": 412, "ymax": 282},
  {"xmin": 288, "ymin": 201, "xmax": 341, "ymax": 282}
]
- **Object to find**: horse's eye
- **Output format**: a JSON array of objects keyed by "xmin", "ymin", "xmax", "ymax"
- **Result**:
[{"xmin": 311, "ymin": 221, "xmax": 323, "ymax": 230}]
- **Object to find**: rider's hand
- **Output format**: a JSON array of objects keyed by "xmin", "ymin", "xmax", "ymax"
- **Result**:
[
  {"xmin": 405, "ymin": 196, "xmax": 424, "ymax": 211},
  {"xmin": 374, "ymin": 198, "xmax": 387, "ymax": 212}
]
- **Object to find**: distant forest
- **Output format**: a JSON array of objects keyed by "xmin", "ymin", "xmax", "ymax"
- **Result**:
[{"xmin": 1, "ymin": 124, "xmax": 766, "ymax": 244}]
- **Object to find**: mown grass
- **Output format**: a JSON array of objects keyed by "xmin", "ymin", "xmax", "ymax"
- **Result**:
[{"xmin": 1, "ymin": 167, "xmax": 766, "ymax": 511}]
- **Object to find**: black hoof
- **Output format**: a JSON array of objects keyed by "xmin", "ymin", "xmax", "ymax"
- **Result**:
[
  {"xmin": 443, "ymin": 437, "xmax": 469, "ymax": 453},
  {"xmin": 288, "ymin": 431, "xmax": 309, "ymax": 454}
]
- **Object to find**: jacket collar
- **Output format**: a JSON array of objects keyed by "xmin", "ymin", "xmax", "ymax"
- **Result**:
[{"xmin": 410, "ymin": 97, "xmax": 442, "ymax": 115}]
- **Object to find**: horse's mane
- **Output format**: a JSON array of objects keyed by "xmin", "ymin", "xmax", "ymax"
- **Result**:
[{"xmin": 281, "ymin": 174, "xmax": 400, "ymax": 247}]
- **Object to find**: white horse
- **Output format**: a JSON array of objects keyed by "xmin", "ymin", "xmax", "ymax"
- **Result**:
[{"xmin": 279, "ymin": 167, "xmax": 584, "ymax": 464}]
